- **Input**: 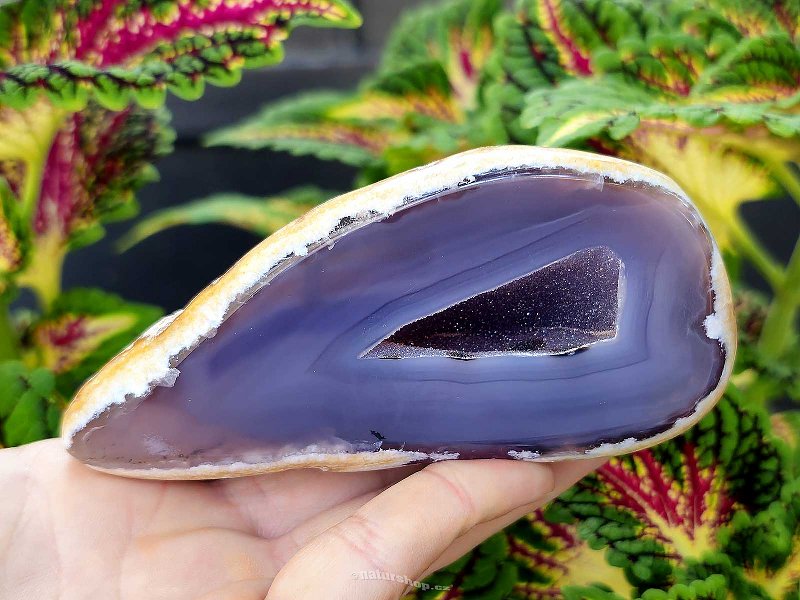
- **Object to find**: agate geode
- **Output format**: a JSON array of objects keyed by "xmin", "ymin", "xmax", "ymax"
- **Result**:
[{"xmin": 62, "ymin": 147, "xmax": 735, "ymax": 479}]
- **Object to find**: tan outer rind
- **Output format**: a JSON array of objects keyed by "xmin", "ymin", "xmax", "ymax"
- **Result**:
[{"xmin": 61, "ymin": 146, "xmax": 736, "ymax": 479}]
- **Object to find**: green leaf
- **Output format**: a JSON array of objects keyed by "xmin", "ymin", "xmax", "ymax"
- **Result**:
[
  {"xmin": 521, "ymin": 77, "xmax": 651, "ymax": 146},
  {"xmin": 730, "ymin": 289, "xmax": 800, "ymax": 407},
  {"xmin": 563, "ymin": 584, "xmax": 628, "ymax": 600},
  {"xmin": 206, "ymin": 57, "xmax": 479, "ymax": 175},
  {"xmin": 502, "ymin": 509, "xmax": 635, "ymax": 598},
  {"xmin": 606, "ymin": 112, "xmax": 640, "ymax": 139},
  {"xmin": 638, "ymin": 574, "xmax": 728, "ymax": 600},
  {"xmin": 9, "ymin": 103, "xmax": 174, "ymax": 305},
  {"xmin": 693, "ymin": 34, "xmax": 800, "ymax": 101},
  {"xmin": 701, "ymin": 0, "xmax": 800, "ymax": 40},
  {"xmin": 544, "ymin": 393, "xmax": 788, "ymax": 594},
  {"xmin": 0, "ymin": 360, "xmax": 62, "ymax": 446},
  {"xmin": 118, "ymin": 187, "xmax": 333, "ymax": 251},
  {"xmin": 0, "ymin": 0, "xmax": 362, "ymax": 110},
  {"xmin": 519, "ymin": 76, "xmax": 799, "ymax": 248},
  {"xmin": 771, "ymin": 410, "xmax": 800, "ymax": 478},
  {"xmin": 205, "ymin": 91, "xmax": 395, "ymax": 168},
  {"xmin": 675, "ymin": 555, "xmax": 775, "ymax": 600},
  {"xmin": 481, "ymin": 0, "xmax": 682, "ymax": 144},
  {"xmin": 208, "ymin": 0, "xmax": 504, "ymax": 179},
  {"xmin": 380, "ymin": 0, "xmax": 501, "ymax": 111},
  {"xmin": 24, "ymin": 288, "xmax": 162, "ymax": 397},
  {"xmin": 717, "ymin": 480, "xmax": 800, "ymax": 579},
  {"xmin": 404, "ymin": 533, "xmax": 519, "ymax": 600}
]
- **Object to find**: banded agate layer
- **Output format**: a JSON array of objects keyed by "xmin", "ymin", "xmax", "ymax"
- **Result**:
[{"xmin": 65, "ymin": 160, "xmax": 731, "ymax": 476}]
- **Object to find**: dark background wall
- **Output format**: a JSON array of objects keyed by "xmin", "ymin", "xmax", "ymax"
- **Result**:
[{"xmin": 61, "ymin": 1, "xmax": 798, "ymax": 313}]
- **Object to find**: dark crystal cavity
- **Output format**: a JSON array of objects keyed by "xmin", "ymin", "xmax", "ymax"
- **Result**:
[
  {"xmin": 69, "ymin": 171, "xmax": 726, "ymax": 470},
  {"xmin": 363, "ymin": 246, "xmax": 621, "ymax": 359}
]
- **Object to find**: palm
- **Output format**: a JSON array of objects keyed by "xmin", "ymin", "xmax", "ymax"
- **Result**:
[
  {"xmin": 1, "ymin": 439, "xmax": 600, "ymax": 600},
  {"xmin": 1, "ymin": 439, "xmax": 417, "ymax": 598}
]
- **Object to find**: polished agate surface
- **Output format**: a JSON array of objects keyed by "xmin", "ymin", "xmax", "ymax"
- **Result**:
[{"xmin": 69, "ymin": 172, "xmax": 726, "ymax": 470}]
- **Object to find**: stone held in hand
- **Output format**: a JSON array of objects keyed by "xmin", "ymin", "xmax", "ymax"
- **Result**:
[{"xmin": 61, "ymin": 146, "xmax": 736, "ymax": 479}]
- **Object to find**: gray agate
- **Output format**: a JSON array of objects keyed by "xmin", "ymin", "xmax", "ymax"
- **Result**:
[{"xmin": 61, "ymin": 147, "xmax": 735, "ymax": 479}]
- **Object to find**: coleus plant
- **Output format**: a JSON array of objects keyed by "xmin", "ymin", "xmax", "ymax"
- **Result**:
[
  {"xmin": 0, "ymin": 0, "xmax": 361, "ymax": 446},
  {"xmin": 404, "ymin": 393, "xmax": 800, "ymax": 600},
  {"xmin": 117, "ymin": 185, "xmax": 333, "ymax": 251},
  {"xmin": 205, "ymin": 0, "xmax": 503, "ymax": 184},
  {"xmin": 498, "ymin": 0, "xmax": 800, "ymax": 367},
  {"xmin": 125, "ymin": 0, "xmax": 505, "ymax": 243},
  {"xmin": 135, "ymin": 0, "xmax": 796, "ymax": 597},
  {"xmin": 202, "ymin": 0, "xmax": 800, "ymax": 385}
]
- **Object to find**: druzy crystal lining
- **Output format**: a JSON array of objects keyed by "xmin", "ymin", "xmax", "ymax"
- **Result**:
[
  {"xmin": 362, "ymin": 246, "xmax": 623, "ymax": 359},
  {"xmin": 61, "ymin": 147, "xmax": 735, "ymax": 479}
]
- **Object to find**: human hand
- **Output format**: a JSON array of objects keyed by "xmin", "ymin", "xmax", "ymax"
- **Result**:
[{"xmin": 1, "ymin": 439, "xmax": 602, "ymax": 599}]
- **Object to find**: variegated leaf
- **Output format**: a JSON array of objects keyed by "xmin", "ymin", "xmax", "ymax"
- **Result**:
[
  {"xmin": 547, "ymin": 393, "xmax": 787, "ymax": 594},
  {"xmin": 508, "ymin": 510, "xmax": 633, "ymax": 599},
  {"xmin": 700, "ymin": 0, "xmax": 800, "ymax": 40},
  {"xmin": 482, "ymin": 0, "xmax": 800, "ymax": 147},
  {"xmin": 533, "ymin": 0, "xmax": 647, "ymax": 77},
  {"xmin": 519, "ymin": 78, "xmax": 800, "ymax": 248},
  {"xmin": 410, "ymin": 394, "xmax": 793, "ymax": 598},
  {"xmin": 208, "ymin": 0, "xmax": 500, "ymax": 176},
  {"xmin": 0, "ymin": 0, "xmax": 362, "ymax": 110},
  {"xmin": 12, "ymin": 102, "xmax": 172, "ymax": 304},
  {"xmin": 206, "ymin": 91, "xmax": 401, "ymax": 167},
  {"xmin": 481, "ymin": 0, "xmax": 665, "ymax": 143},
  {"xmin": 118, "ymin": 186, "xmax": 331, "ymax": 250},
  {"xmin": 23, "ymin": 288, "xmax": 161, "ymax": 396},
  {"xmin": 381, "ymin": 0, "xmax": 501, "ymax": 111},
  {"xmin": 693, "ymin": 34, "xmax": 800, "ymax": 102}
]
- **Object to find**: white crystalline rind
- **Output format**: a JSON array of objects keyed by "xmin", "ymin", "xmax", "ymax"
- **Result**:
[
  {"xmin": 157, "ymin": 367, "xmax": 180, "ymax": 388},
  {"xmin": 703, "ymin": 249, "xmax": 733, "ymax": 347},
  {"xmin": 429, "ymin": 452, "xmax": 460, "ymax": 461},
  {"xmin": 508, "ymin": 450, "xmax": 542, "ymax": 461},
  {"xmin": 584, "ymin": 437, "xmax": 639, "ymax": 457},
  {"xmin": 91, "ymin": 448, "xmax": 459, "ymax": 480},
  {"xmin": 141, "ymin": 310, "xmax": 183, "ymax": 340}
]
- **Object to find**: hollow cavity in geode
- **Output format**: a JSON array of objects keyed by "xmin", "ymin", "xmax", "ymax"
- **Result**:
[
  {"xmin": 363, "ymin": 246, "xmax": 622, "ymax": 359},
  {"xmin": 67, "ymin": 170, "xmax": 726, "ymax": 473}
]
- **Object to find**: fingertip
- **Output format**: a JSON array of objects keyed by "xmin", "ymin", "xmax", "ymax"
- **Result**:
[{"xmin": 550, "ymin": 457, "xmax": 606, "ymax": 486}]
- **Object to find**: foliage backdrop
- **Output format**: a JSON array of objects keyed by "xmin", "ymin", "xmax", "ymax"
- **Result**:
[{"xmin": 1, "ymin": 1, "xmax": 799, "ymax": 598}]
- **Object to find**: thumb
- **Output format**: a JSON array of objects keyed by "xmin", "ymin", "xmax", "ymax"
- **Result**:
[{"xmin": 266, "ymin": 458, "xmax": 595, "ymax": 600}]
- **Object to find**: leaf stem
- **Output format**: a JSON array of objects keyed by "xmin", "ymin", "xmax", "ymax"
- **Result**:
[
  {"xmin": 766, "ymin": 159, "xmax": 800, "ymax": 210},
  {"xmin": 0, "ymin": 299, "xmax": 19, "ymax": 361},
  {"xmin": 758, "ymin": 233, "xmax": 800, "ymax": 359},
  {"xmin": 20, "ymin": 154, "xmax": 46, "ymax": 219},
  {"xmin": 757, "ymin": 161, "xmax": 800, "ymax": 359},
  {"xmin": 16, "ymin": 234, "xmax": 65, "ymax": 310},
  {"xmin": 726, "ymin": 216, "xmax": 785, "ymax": 290}
]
